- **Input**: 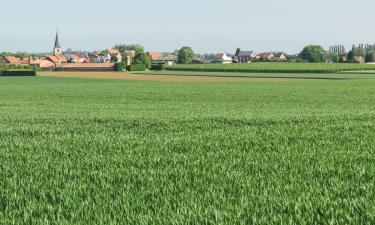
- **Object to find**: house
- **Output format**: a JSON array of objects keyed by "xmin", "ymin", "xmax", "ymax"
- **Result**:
[
  {"xmin": 3, "ymin": 56, "xmax": 30, "ymax": 65},
  {"xmin": 46, "ymin": 55, "xmax": 66, "ymax": 67},
  {"xmin": 148, "ymin": 52, "xmax": 162, "ymax": 61},
  {"xmin": 30, "ymin": 59, "xmax": 55, "ymax": 71},
  {"xmin": 124, "ymin": 50, "xmax": 136, "ymax": 58},
  {"xmin": 92, "ymin": 53, "xmax": 111, "ymax": 63},
  {"xmin": 258, "ymin": 53, "xmax": 274, "ymax": 61},
  {"xmin": 79, "ymin": 58, "xmax": 90, "ymax": 63},
  {"xmin": 124, "ymin": 50, "xmax": 136, "ymax": 65},
  {"xmin": 65, "ymin": 53, "xmax": 80, "ymax": 63},
  {"xmin": 354, "ymin": 56, "xmax": 365, "ymax": 64},
  {"xmin": 211, "ymin": 53, "xmax": 233, "ymax": 64},
  {"xmin": 152, "ymin": 52, "xmax": 178, "ymax": 65},
  {"xmin": 107, "ymin": 48, "xmax": 122, "ymax": 62},
  {"xmin": 273, "ymin": 52, "xmax": 287, "ymax": 61},
  {"xmin": 236, "ymin": 51, "xmax": 257, "ymax": 63}
]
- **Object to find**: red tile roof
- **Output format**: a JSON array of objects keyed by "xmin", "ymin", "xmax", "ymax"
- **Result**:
[
  {"xmin": 46, "ymin": 55, "xmax": 62, "ymax": 64},
  {"xmin": 107, "ymin": 48, "xmax": 120, "ymax": 55},
  {"xmin": 4, "ymin": 56, "xmax": 30, "ymax": 64},
  {"xmin": 19, "ymin": 58, "xmax": 29, "ymax": 64},
  {"xmin": 30, "ymin": 59, "xmax": 55, "ymax": 68},
  {"xmin": 4, "ymin": 56, "xmax": 21, "ymax": 64},
  {"xmin": 71, "ymin": 54, "xmax": 79, "ymax": 60},
  {"xmin": 148, "ymin": 52, "xmax": 161, "ymax": 60}
]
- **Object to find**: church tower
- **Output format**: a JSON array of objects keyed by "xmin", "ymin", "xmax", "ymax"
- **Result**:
[{"xmin": 53, "ymin": 30, "xmax": 63, "ymax": 55}]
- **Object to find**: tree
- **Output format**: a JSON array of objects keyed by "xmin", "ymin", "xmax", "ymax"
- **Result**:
[
  {"xmin": 1, "ymin": 51, "xmax": 30, "ymax": 58},
  {"xmin": 358, "ymin": 46, "xmax": 365, "ymax": 58},
  {"xmin": 113, "ymin": 44, "xmax": 144, "ymax": 54},
  {"xmin": 173, "ymin": 49, "xmax": 179, "ymax": 56},
  {"xmin": 15, "ymin": 52, "xmax": 30, "ymax": 58},
  {"xmin": 347, "ymin": 50, "xmax": 355, "ymax": 63},
  {"xmin": 300, "ymin": 45, "xmax": 326, "ymax": 63},
  {"xmin": 325, "ymin": 52, "xmax": 340, "ymax": 63},
  {"xmin": 365, "ymin": 51, "xmax": 375, "ymax": 63},
  {"xmin": 235, "ymin": 48, "xmax": 241, "ymax": 56},
  {"xmin": 339, "ymin": 53, "xmax": 348, "ymax": 63},
  {"xmin": 332, "ymin": 53, "xmax": 340, "ymax": 63},
  {"xmin": 178, "ymin": 47, "xmax": 195, "ymax": 64},
  {"xmin": 1, "ymin": 52, "xmax": 14, "ymax": 57},
  {"xmin": 110, "ymin": 55, "xmax": 118, "ymax": 63},
  {"xmin": 133, "ymin": 52, "xmax": 152, "ymax": 69}
]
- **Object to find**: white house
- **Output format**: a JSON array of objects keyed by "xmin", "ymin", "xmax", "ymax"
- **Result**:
[
  {"xmin": 93, "ymin": 53, "xmax": 111, "ymax": 63},
  {"xmin": 212, "ymin": 53, "xmax": 233, "ymax": 64}
]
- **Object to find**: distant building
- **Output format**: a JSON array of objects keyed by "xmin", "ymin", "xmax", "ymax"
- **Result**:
[
  {"xmin": 53, "ymin": 31, "xmax": 63, "ymax": 56},
  {"xmin": 236, "ymin": 51, "xmax": 257, "ymax": 63},
  {"xmin": 211, "ymin": 53, "xmax": 233, "ymax": 64},
  {"xmin": 91, "ymin": 53, "xmax": 111, "ymax": 63},
  {"xmin": 258, "ymin": 52, "xmax": 274, "ymax": 61},
  {"xmin": 46, "ymin": 55, "xmax": 66, "ymax": 67},
  {"xmin": 152, "ymin": 52, "xmax": 178, "ymax": 65},
  {"xmin": 148, "ymin": 52, "xmax": 162, "ymax": 61},
  {"xmin": 354, "ymin": 56, "xmax": 365, "ymax": 64},
  {"xmin": 3, "ymin": 56, "xmax": 30, "ymax": 65},
  {"xmin": 257, "ymin": 52, "xmax": 287, "ymax": 61},
  {"xmin": 124, "ymin": 50, "xmax": 136, "ymax": 58},
  {"xmin": 273, "ymin": 52, "xmax": 287, "ymax": 61},
  {"xmin": 107, "ymin": 48, "xmax": 122, "ymax": 62},
  {"xmin": 124, "ymin": 50, "xmax": 136, "ymax": 65},
  {"xmin": 30, "ymin": 59, "xmax": 55, "ymax": 71}
]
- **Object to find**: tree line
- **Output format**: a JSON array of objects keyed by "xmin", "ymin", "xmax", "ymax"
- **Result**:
[{"xmin": 301, "ymin": 44, "xmax": 375, "ymax": 63}]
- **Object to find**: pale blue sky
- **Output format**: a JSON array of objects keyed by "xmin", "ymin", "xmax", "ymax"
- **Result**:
[{"xmin": 1, "ymin": 0, "xmax": 374, "ymax": 54}]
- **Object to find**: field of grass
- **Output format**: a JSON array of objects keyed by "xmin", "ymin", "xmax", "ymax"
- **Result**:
[
  {"xmin": 165, "ymin": 62, "xmax": 375, "ymax": 73},
  {"xmin": 1, "ymin": 74, "xmax": 375, "ymax": 224}
]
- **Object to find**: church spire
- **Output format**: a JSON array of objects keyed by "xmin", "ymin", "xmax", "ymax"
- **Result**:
[
  {"xmin": 53, "ymin": 28, "xmax": 63, "ymax": 55},
  {"xmin": 54, "ymin": 30, "xmax": 61, "ymax": 48}
]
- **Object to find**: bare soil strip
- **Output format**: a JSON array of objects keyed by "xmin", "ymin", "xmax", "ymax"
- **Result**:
[{"xmin": 40, "ymin": 72, "xmax": 294, "ymax": 82}]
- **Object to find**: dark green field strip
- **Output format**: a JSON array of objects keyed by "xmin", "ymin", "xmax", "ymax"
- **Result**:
[
  {"xmin": 164, "ymin": 62, "xmax": 375, "ymax": 74},
  {"xmin": 134, "ymin": 70, "xmax": 375, "ymax": 80}
]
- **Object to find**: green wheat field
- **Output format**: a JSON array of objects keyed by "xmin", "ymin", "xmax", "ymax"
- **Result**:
[{"xmin": 1, "ymin": 73, "xmax": 375, "ymax": 224}]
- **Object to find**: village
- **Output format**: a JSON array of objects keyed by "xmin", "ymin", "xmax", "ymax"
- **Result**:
[
  {"xmin": 0, "ymin": 31, "xmax": 290, "ymax": 72},
  {"xmin": 2, "ymin": 31, "xmax": 375, "ymax": 73}
]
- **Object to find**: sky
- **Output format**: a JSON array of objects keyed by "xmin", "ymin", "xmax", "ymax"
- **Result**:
[{"xmin": 1, "ymin": 0, "xmax": 375, "ymax": 54}]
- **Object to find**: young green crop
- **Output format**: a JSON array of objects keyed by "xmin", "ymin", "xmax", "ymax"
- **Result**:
[
  {"xmin": 165, "ymin": 62, "xmax": 375, "ymax": 73},
  {"xmin": 1, "ymin": 75, "xmax": 375, "ymax": 224}
]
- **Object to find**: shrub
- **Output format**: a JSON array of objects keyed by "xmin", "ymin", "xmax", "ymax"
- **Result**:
[
  {"xmin": 116, "ymin": 62, "xmax": 126, "ymax": 71},
  {"xmin": 127, "ymin": 64, "xmax": 146, "ymax": 71},
  {"xmin": 133, "ymin": 53, "xmax": 152, "ymax": 69},
  {"xmin": 151, "ymin": 64, "xmax": 165, "ymax": 71},
  {"xmin": 1, "ymin": 70, "xmax": 37, "ymax": 76}
]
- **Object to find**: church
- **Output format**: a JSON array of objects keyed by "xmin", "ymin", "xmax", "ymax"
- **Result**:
[
  {"xmin": 50, "ymin": 30, "xmax": 116, "ymax": 71},
  {"xmin": 53, "ymin": 31, "xmax": 63, "ymax": 56}
]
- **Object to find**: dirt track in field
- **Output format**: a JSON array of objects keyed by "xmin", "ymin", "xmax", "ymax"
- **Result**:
[{"xmin": 40, "ymin": 72, "xmax": 294, "ymax": 82}]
